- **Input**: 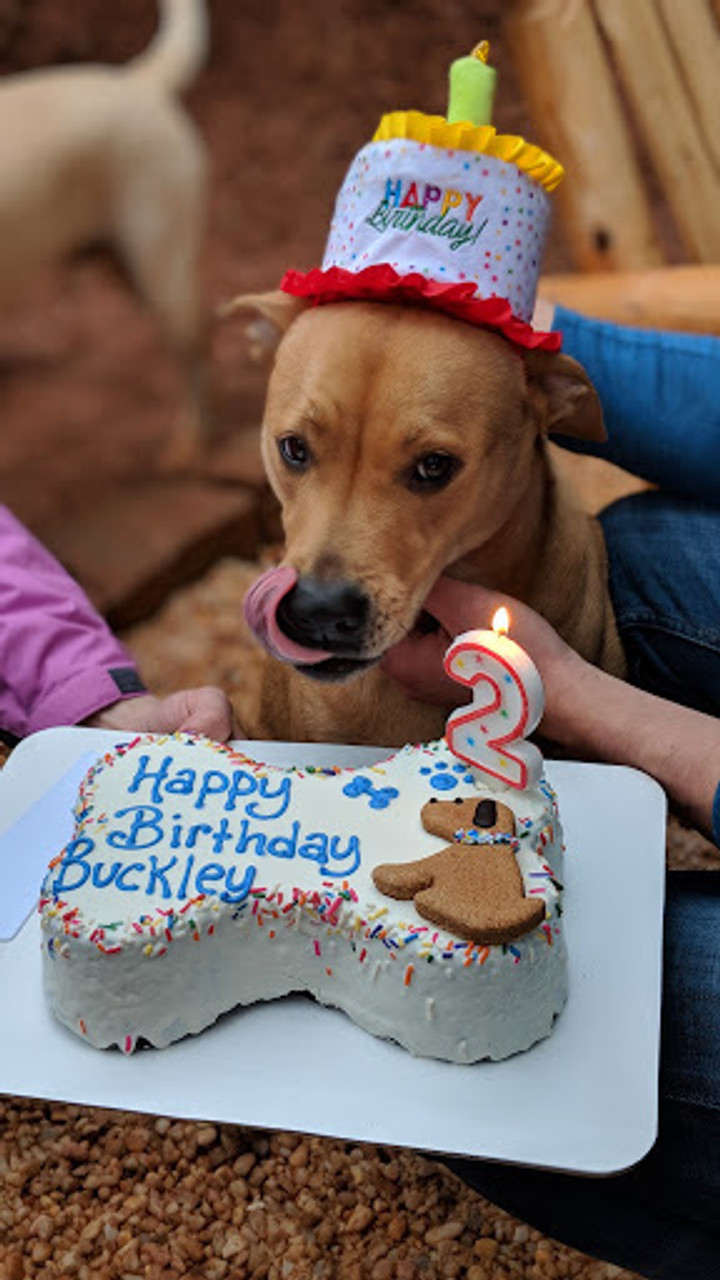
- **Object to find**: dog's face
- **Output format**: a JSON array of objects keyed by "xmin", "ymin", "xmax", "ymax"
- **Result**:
[
  {"xmin": 421, "ymin": 795, "xmax": 516, "ymax": 842},
  {"xmin": 234, "ymin": 295, "xmax": 603, "ymax": 681}
]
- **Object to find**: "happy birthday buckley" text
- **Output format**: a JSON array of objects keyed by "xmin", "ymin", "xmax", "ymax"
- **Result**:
[{"xmin": 51, "ymin": 753, "xmax": 362, "ymax": 903}]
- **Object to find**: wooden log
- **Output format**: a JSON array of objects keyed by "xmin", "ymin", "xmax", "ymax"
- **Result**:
[
  {"xmin": 503, "ymin": 0, "xmax": 663, "ymax": 272},
  {"xmin": 536, "ymin": 264, "xmax": 720, "ymax": 333},
  {"xmin": 594, "ymin": 0, "xmax": 720, "ymax": 262},
  {"xmin": 658, "ymin": 0, "xmax": 720, "ymax": 173}
]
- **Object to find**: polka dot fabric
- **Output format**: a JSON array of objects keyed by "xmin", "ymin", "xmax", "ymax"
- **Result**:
[{"xmin": 322, "ymin": 136, "xmax": 551, "ymax": 325}]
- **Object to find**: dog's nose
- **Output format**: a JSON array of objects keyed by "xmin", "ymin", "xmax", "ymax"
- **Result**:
[{"xmin": 276, "ymin": 578, "xmax": 370, "ymax": 653}]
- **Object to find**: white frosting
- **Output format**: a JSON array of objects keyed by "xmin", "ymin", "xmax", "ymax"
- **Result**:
[{"xmin": 40, "ymin": 734, "xmax": 567, "ymax": 1062}]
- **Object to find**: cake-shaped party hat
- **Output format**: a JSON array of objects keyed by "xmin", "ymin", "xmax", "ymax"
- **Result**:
[{"xmin": 282, "ymin": 43, "xmax": 564, "ymax": 351}]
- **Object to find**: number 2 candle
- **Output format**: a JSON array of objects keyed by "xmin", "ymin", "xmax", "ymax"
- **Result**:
[{"xmin": 444, "ymin": 608, "xmax": 545, "ymax": 790}]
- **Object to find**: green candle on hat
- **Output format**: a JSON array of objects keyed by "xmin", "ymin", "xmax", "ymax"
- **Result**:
[{"xmin": 447, "ymin": 41, "xmax": 497, "ymax": 127}]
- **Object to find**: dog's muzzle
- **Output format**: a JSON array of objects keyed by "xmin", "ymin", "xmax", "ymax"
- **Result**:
[
  {"xmin": 277, "ymin": 577, "xmax": 368, "ymax": 649},
  {"xmin": 244, "ymin": 565, "xmax": 375, "ymax": 680}
]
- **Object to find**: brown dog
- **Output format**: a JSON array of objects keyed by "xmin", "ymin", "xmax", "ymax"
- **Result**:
[
  {"xmin": 0, "ymin": 0, "xmax": 211, "ymax": 462},
  {"xmin": 228, "ymin": 290, "xmax": 624, "ymax": 746}
]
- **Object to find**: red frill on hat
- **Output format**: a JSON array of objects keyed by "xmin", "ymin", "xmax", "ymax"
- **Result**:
[{"xmin": 281, "ymin": 264, "xmax": 561, "ymax": 353}]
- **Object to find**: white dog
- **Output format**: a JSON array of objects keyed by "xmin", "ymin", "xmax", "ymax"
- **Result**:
[{"xmin": 0, "ymin": 0, "xmax": 211, "ymax": 460}]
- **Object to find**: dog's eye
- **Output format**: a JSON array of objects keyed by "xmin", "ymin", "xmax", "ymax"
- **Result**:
[
  {"xmin": 278, "ymin": 435, "xmax": 311, "ymax": 470},
  {"xmin": 408, "ymin": 452, "xmax": 461, "ymax": 493}
]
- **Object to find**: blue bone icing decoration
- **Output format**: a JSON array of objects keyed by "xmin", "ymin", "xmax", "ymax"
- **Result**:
[{"xmin": 341, "ymin": 775, "xmax": 400, "ymax": 809}]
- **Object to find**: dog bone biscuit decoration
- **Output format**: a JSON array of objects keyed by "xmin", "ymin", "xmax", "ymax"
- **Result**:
[
  {"xmin": 282, "ymin": 39, "xmax": 564, "ymax": 351},
  {"xmin": 40, "ymin": 732, "xmax": 567, "ymax": 1063},
  {"xmin": 373, "ymin": 794, "xmax": 546, "ymax": 944}
]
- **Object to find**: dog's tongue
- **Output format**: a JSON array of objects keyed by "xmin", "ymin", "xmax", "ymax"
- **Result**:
[{"xmin": 244, "ymin": 565, "xmax": 332, "ymax": 665}]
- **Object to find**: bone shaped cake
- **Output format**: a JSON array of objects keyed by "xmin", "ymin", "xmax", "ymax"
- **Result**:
[{"xmin": 40, "ymin": 733, "xmax": 567, "ymax": 1062}]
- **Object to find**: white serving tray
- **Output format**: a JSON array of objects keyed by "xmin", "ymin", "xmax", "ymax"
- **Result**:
[{"xmin": 0, "ymin": 727, "xmax": 666, "ymax": 1175}]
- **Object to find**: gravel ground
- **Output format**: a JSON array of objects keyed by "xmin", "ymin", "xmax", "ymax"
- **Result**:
[{"xmin": 0, "ymin": 1101, "xmax": 636, "ymax": 1280}]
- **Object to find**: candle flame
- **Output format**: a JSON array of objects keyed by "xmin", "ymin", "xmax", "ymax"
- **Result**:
[
  {"xmin": 492, "ymin": 606, "xmax": 510, "ymax": 636},
  {"xmin": 472, "ymin": 40, "xmax": 491, "ymax": 63}
]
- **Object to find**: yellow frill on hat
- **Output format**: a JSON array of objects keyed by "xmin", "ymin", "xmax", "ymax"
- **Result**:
[{"xmin": 373, "ymin": 111, "xmax": 564, "ymax": 192}]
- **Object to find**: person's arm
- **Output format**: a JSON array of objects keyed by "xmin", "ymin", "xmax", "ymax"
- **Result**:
[
  {"xmin": 0, "ymin": 506, "xmax": 236, "ymax": 742},
  {"xmin": 537, "ymin": 302, "xmax": 720, "ymax": 504},
  {"xmin": 382, "ymin": 577, "xmax": 720, "ymax": 845},
  {"xmin": 548, "ymin": 657, "xmax": 720, "ymax": 842}
]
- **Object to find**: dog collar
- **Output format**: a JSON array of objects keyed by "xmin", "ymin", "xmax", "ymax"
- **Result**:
[{"xmin": 454, "ymin": 829, "xmax": 521, "ymax": 848}]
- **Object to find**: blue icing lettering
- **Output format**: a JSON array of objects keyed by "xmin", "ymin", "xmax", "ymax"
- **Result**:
[
  {"xmin": 107, "ymin": 805, "xmax": 164, "ymax": 850},
  {"xmin": 177, "ymin": 854, "xmax": 195, "ymax": 899},
  {"xmin": 221, "ymin": 864, "xmax": 256, "ymax": 904},
  {"xmin": 212, "ymin": 817, "xmax": 234, "ymax": 854},
  {"xmin": 185, "ymin": 822, "xmax": 213, "ymax": 848},
  {"xmin": 245, "ymin": 775, "xmax": 292, "ymax": 820},
  {"xmin": 222, "ymin": 769, "xmax": 257, "ymax": 811},
  {"xmin": 195, "ymin": 769, "xmax": 231, "ymax": 809},
  {"xmin": 52, "ymin": 835, "xmax": 95, "ymax": 894},
  {"xmin": 235, "ymin": 821, "xmax": 266, "ymax": 857},
  {"xmin": 266, "ymin": 821, "xmax": 299, "ymax": 859},
  {"xmin": 126, "ymin": 754, "xmax": 173, "ymax": 805},
  {"xmin": 56, "ymin": 764, "xmax": 365, "ymax": 903},
  {"xmin": 120, "ymin": 751, "xmax": 292, "ymax": 822},
  {"xmin": 298, "ymin": 832, "xmax": 328, "ymax": 865},
  {"xmin": 195, "ymin": 862, "xmax": 226, "ymax": 895},
  {"xmin": 91, "ymin": 861, "xmax": 121, "ymax": 889},
  {"xmin": 116, "ymin": 863, "xmax": 145, "ymax": 892},
  {"xmin": 164, "ymin": 767, "xmax": 196, "ymax": 795},
  {"xmin": 147, "ymin": 853, "xmax": 180, "ymax": 899},
  {"xmin": 326, "ymin": 835, "xmax": 361, "ymax": 878}
]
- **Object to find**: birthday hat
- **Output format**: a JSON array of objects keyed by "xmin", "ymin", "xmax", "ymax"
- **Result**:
[{"xmin": 282, "ymin": 43, "xmax": 563, "ymax": 352}]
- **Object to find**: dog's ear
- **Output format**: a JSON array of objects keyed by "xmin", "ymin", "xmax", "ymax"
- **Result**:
[
  {"xmin": 217, "ymin": 290, "xmax": 308, "ymax": 364},
  {"xmin": 523, "ymin": 350, "xmax": 606, "ymax": 442}
]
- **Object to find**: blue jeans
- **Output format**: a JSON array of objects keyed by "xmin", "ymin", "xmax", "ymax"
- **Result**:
[
  {"xmin": 446, "ymin": 317, "xmax": 720, "ymax": 1279},
  {"xmin": 444, "ymin": 495, "xmax": 720, "ymax": 1278},
  {"xmin": 550, "ymin": 309, "xmax": 720, "ymax": 505},
  {"xmin": 445, "ymin": 875, "xmax": 720, "ymax": 1280},
  {"xmin": 601, "ymin": 492, "xmax": 720, "ymax": 722}
]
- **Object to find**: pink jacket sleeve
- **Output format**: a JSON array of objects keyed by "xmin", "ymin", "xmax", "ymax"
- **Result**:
[{"xmin": 0, "ymin": 506, "xmax": 146, "ymax": 740}]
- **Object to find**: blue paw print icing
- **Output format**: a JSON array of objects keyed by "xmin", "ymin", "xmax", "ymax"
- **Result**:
[
  {"xmin": 342, "ymin": 775, "xmax": 399, "ymax": 810},
  {"xmin": 420, "ymin": 761, "xmax": 476, "ymax": 792}
]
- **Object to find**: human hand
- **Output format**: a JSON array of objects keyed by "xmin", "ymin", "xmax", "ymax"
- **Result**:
[
  {"xmin": 84, "ymin": 688, "xmax": 240, "ymax": 742},
  {"xmin": 381, "ymin": 577, "xmax": 589, "ymax": 745}
]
